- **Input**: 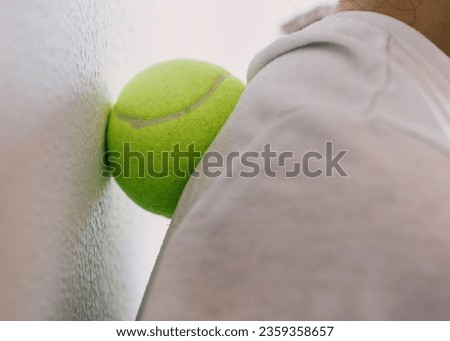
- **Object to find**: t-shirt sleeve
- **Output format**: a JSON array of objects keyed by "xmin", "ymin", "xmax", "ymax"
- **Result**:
[{"xmin": 139, "ymin": 13, "xmax": 450, "ymax": 320}]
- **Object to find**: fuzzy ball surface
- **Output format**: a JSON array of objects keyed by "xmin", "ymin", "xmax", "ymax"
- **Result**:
[{"xmin": 106, "ymin": 59, "xmax": 245, "ymax": 217}]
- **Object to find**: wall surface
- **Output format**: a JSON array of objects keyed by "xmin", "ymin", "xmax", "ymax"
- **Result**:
[
  {"xmin": 0, "ymin": 0, "xmax": 326, "ymax": 320},
  {"xmin": 0, "ymin": 0, "xmax": 169, "ymax": 320}
]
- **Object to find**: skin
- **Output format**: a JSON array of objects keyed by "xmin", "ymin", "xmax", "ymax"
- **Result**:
[{"xmin": 337, "ymin": 0, "xmax": 450, "ymax": 57}]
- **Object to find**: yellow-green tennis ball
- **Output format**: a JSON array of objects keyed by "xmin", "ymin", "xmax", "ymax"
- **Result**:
[{"xmin": 106, "ymin": 59, "xmax": 245, "ymax": 218}]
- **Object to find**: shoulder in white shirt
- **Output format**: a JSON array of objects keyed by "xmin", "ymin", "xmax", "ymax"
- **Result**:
[{"xmin": 139, "ymin": 11, "xmax": 450, "ymax": 321}]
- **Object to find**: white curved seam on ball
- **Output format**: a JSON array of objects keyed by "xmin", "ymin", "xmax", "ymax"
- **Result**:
[{"xmin": 115, "ymin": 73, "xmax": 231, "ymax": 129}]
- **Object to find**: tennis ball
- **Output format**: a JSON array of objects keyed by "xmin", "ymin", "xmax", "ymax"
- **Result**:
[{"xmin": 106, "ymin": 59, "xmax": 245, "ymax": 218}]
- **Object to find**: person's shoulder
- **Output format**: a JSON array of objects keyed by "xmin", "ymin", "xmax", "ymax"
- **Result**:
[{"xmin": 247, "ymin": 11, "xmax": 442, "ymax": 82}]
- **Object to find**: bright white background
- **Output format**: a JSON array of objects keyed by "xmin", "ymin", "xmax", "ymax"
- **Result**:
[
  {"xmin": 145, "ymin": 0, "xmax": 333, "ymax": 80},
  {"xmin": 0, "ymin": 0, "xmax": 330, "ymax": 320}
]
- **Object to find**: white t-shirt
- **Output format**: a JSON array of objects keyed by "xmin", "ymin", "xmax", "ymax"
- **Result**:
[{"xmin": 139, "ymin": 11, "xmax": 450, "ymax": 320}]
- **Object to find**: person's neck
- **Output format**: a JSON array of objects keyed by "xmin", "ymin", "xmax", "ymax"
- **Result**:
[{"xmin": 337, "ymin": 0, "xmax": 450, "ymax": 57}]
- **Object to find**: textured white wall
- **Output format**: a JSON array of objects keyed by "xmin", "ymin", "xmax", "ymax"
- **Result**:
[
  {"xmin": 0, "ymin": 0, "xmax": 328, "ymax": 320},
  {"xmin": 0, "ymin": 0, "xmax": 169, "ymax": 320}
]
